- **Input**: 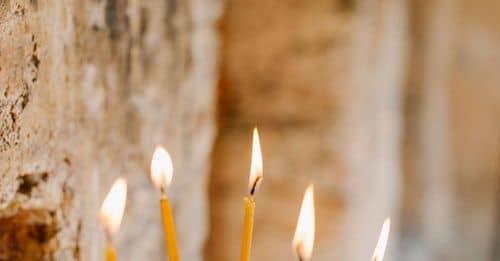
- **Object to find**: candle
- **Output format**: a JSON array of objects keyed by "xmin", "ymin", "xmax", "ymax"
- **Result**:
[
  {"xmin": 105, "ymin": 244, "xmax": 117, "ymax": 261},
  {"xmin": 240, "ymin": 128, "xmax": 263, "ymax": 261},
  {"xmin": 99, "ymin": 178, "xmax": 127, "ymax": 261},
  {"xmin": 293, "ymin": 184, "xmax": 315, "ymax": 261},
  {"xmin": 372, "ymin": 218, "xmax": 391, "ymax": 261},
  {"xmin": 150, "ymin": 146, "xmax": 180, "ymax": 261}
]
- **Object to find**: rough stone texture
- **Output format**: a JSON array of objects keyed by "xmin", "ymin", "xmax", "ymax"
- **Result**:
[{"xmin": 0, "ymin": 0, "xmax": 220, "ymax": 260}]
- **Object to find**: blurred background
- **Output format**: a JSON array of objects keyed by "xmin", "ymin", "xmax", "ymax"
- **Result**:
[{"xmin": 206, "ymin": 0, "xmax": 500, "ymax": 260}]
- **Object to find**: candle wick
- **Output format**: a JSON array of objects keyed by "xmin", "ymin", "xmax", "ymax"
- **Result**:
[
  {"xmin": 295, "ymin": 242, "xmax": 305, "ymax": 261},
  {"xmin": 249, "ymin": 176, "xmax": 262, "ymax": 196},
  {"xmin": 160, "ymin": 186, "xmax": 167, "ymax": 198},
  {"xmin": 104, "ymin": 228, "xmax": 113, "ymax": 244}
]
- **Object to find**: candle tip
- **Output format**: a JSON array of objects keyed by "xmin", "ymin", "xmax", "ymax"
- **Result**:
[
  {"xmin": 151, "ymin": 146, "xmax": 174, "ymax": 192},
  {"xmin": 99, "ymin": 178, "xmax": 127, "ymax": 237},
  {"xmin": 372, "ymin": 218, "xmax": 391, "ymax": 261},
  {"xmin": 293, "ymin": 184, "xmax": 315, "ymax": 260},
  {"xmin": 248, "ymin": 127, "xmax": 263, "ymax": 195}
]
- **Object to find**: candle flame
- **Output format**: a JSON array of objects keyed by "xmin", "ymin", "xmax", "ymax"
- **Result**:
[
  {"xmin": 293, "ymin": 184, "xmax": 315, "ymax": 260},
  {"xmin": 372, "ymin": 218, "xmax": 391, "ymax": 261},
  {"xmin": 248, "ymin": 128, "xmax": 263, "ymax": 196},
  {"xmin": 150, "ymin": 146, "xmax": 174, "ymax": 191},
  {"xmin": 99, "ymin": 178, "xmax": 127, "ymax": 236}
]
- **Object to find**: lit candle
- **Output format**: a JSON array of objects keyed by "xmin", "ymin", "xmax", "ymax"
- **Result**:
[
  {"xmin": 99, "ymin": 178, "xmax": 127, "ymax": 261},
  {"xmin": 372, "ymin": 218, "xmax": 391, "ymax": 261},
  {"xmin": 293, "ymin": 184, "xmax": 315, "ymax": 261},
  {"xmin": 240, "ymin": 128, "xmax": 263, "ymax": 261},
  {"xmin": 150, "ymin": 146, "xmax": 180, "ymax": 261}
]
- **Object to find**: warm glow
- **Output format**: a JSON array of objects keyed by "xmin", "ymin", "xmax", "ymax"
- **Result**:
[
  {"xmin": 293, "ymin": 184, "xmax": 315, "ymax": 260},
  {"xmin": 372, "ymin": 218, "xmax": 391, "ymax": 261},
  {"xmin": 151, "ymin": 146, "xmax": 174, "ymax": 190},
  {"xmin": 100, "ymin": 178, "xmax": 127, "ymax": 236},
  {"xmin": 248, "ymin": 128, "xmax": 263, "ymax": 195}
]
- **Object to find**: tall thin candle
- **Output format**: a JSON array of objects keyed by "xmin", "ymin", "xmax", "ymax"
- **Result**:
[
  {"xmin": 151, "ymin": 147, "xmax": 180, "ymax": 261},
  {"xmin": 240, "ymin": 128, "xmax": 263, "ymax": 261}
]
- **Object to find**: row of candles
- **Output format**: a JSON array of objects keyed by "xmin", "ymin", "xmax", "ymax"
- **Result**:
[{"xmin": 98, "ymin": 128, "xmax": 391, "ymax": 261}]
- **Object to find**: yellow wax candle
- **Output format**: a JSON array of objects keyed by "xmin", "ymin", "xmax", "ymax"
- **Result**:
[
  {"xmin": 105, "ymin": 243, "xmax": 117, "ymax": 261},
  {"xmin": 240, "ymin": 196, "xmax": 255, "ymax": 261},
  {"xmin": 240, "ymin": 128, "xmax": 263, "ymax": 261},
  {"xmin": 150, "ymin": 146, "xmax": 180, "ymax": 261},
  {"xmin": 160, "ymin": 197, "xmax": 180, "ymax": 261}
]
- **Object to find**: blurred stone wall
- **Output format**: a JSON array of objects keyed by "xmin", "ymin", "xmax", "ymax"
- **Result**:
[
  {"xmin": 206, "ymin": 0, "xmax": 408, "ymax": 259},
  {"xmin": 206, "ymin": 0, "xmax": 356, "ymax": 260},
  {"xmin": 208, "ymin": 0, "xmax": 500, "ymax": 261},
  {"xmin": 401, "ymin": 0, "xmax": 500, "ymax": 260},
  {"xmin": 0, "ymin": 0, "xmax": 220, "ymax": 260}
]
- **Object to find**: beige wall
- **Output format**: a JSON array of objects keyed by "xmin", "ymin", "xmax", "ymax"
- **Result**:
[
  {"xmin": 208, "ymin": 0, "xmax": 500, "ymax": 260},
  {"xmin": 206, "ymin": 0, "xmax": 355, "ymax": 260},
  {"xmin": 0, "ymin": 0, "xmax": 220, "ymax": 260}
]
